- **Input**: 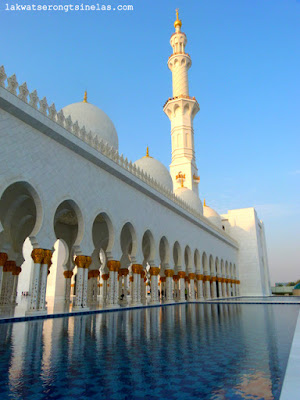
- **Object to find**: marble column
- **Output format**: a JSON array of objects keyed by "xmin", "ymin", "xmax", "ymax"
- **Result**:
[
  {"xmin": 204, "ymin": 275, "xmax": 211, "ymax": 299},
  {"xmin": 0, "ymin": 253, "xmax": 8, "ymax": 299},
  {"xmin": 222, "ymin": 276, "xmax": 227, "ymax": 297},
  {"xmin": 217, "ymin": 277, "xmax": 223, "ymax": 298},
  {"xmin": 173, "ymin": 275, "xmax": 179, "ymax": 301},
  {"xmin": 165, "ymin": 269, "xmax": 174, "ymax": 303},
  {"xmin": 178, "ymin": 271, "xmax": 186, "ymax": 302},
  {"xmin": 11, "ymin": 266, "xmax": 21, "ymax": 304},
  {"xmin": 225, "ymin": 277, "xmax": 230, "ymax": 297},
  {"xmin": 132, "ymin": 264, "xmax": 142, "ymax": 306},
  {"xmin": 196, "ymin": 274, "xmax": 204, "ymax": 300},
  {"xmin": 26, "ymin": 249, "xmax": 44, "ymax": 314},
  {"xmin": 73, "ymin": 255, "xmax": 86, "ymax": 310},
  {"xmin": 211, "ymin": 276, "xmax": 217, "ymax": 299},
  {"xmin": 63, "ymin": 270, "xmax": 73, "ymax": 303},
  {"xmin": 101, "ymin": 273, "xmax": 109, "ymax": 304},
  {"xmin": 189, "ymin": 273, "xmax": 195, "ymax": 301},
  {"xmin": 160, "ymin": 277, "xmax": 166, "ymax": 302},
  {"xmin": 82, "ymin": 257, "xmax": 91, "ymax": 308},
  {"xmin": 141, "ymin": 270, "xmax": 147, "ymax": 305},
  {"xmin": 149, "ymin": 267, "xmax": 160, "ymax": 304},
  {"xmin": 107, "ymin": 260, "xmax": 120, "ymax": 308},
  {"xmin": 38, "ymin": 249, "xmax": 52, "ymax": 311},
  {"xmin": 0, "ymin": 261, "xmax": 15, "ymax": 306}
]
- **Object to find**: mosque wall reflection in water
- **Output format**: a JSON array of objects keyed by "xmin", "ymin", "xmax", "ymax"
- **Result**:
[{"xmin": 0, "ymin": 303, "xmax": 298, "ymax": 400}]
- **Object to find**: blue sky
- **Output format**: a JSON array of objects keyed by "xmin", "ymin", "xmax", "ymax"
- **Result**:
[{"xmin": 1, "ymin": 0, "xmax": 299, "ymax": 284}]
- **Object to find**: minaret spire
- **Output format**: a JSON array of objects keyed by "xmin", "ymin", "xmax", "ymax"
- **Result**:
[
  {"xmin": 163, "ymin": 11, "xmax": 200, "ymax": 194},
  {"xmin": 83, "ymin": 90, "xmax": 87, "ymax": 103}
]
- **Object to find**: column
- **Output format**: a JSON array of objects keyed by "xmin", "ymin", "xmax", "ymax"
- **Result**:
[
  {"xmin": 141, "ymin": 270, "xmax": 147, "ymax": 305},
  {"xmin": 82, "ymin": 257, "xmax": 91, "ymax": 309},
  {"xmin": 237, "ymin": 280, "xmax": 240, "ymax": 296},
  {"xmin": 107, "ymin": 260, "xmax": 120, "ymax": 308},
  {"xmin": 165, "ymin": 269, "xmax": 174, "ymax": 303},
  {"xmin": 119, "ymin": 268, "xmax": 129, "ymax": 306},
  {"xmin": 203, "ymin": 275, "xmax": 211, "ymax": 299},
  {"xmin": 211, "ymin": 276, "xmax": 217, "ymax": 299},
  {"xmin": 113, "ymin": 264, "xmax": 120, "ymax": 305},
  {"xmin": 63, "ymin": 270, "xmax": 73, "ymax": 303},
  {"xmin": 222, "ymin": 276, "xmax": 227, "ymax": 297},
  {"xmin": 178, "ymin": 271, "xmax": 186, "ymax": 302},
  {"xmin": 0, "ymin": 260, "xmax": 15, "ymax": 306},
  {"xmin": 160, "ymin": 277, "xmax": 166, "ymax": 302},
  {"xmin": 38, "ymin": 249, "xmax": 52, "ymax": 311},
  {"xmin": 26, "ymin": 249, "xmax": 44, "ymax": 314},
  {"xmin": 226, "ymin": 277, "xmax": 230, "ymax": 297},
  {"xmin": 185, "ymin": 277, "xmax": 190, "ymax": 301},
  {"xmin": 189, "ymin": 273, "xmax": 195, "ymax": 301},
  {"xmin": 101, "ymin": 273, "xmax": 109, "ymax": 304},
  {"xmin": 173, "ymin": 275, "xmax": 179, "ymax": 301},
  {"xmin": 11, "ymin": 266, "xmax": 21, "ymax": 304},
  {"xmin": 0, "ymin": 253, "xmax": 8, "ymax": 299},
  {"xmin": 132, "ymin": 264, "xmax": 142, "ymax": 306},
  {"xmin": 196, "ymin": 274, "xmax": 204, "ymax": 300},
  {"xmin": 149, "ymin": 266, "xmax": 160, "ymax": 304},
  {"xmin": 73, "ymin": 255, "xmax": 86, "ymax": 310},
  {"xmin": 217, "ymin": 276, "xmax": 223, "ymax": 298}
]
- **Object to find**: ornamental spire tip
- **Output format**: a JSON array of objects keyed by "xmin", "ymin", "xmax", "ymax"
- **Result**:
[
  {"xmin": 174, "ymin": 8, "xmax": 182, "ymax": 30},
  {"xmin": 83, "ymin": 90, "xmax": 87, "ymax": 103}
]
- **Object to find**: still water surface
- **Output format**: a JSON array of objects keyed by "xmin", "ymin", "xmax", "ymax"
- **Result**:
[{"xmin": 0, "ymin": 303, "xmax": 298, "ymax": 400}]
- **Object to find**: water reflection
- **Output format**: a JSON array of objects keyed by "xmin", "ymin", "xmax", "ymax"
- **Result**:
[{"xmin": 0, "ymin": 304, "xmax": 298, "ymax": 399}]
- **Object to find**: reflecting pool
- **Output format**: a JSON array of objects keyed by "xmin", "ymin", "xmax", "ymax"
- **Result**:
[{"xmin": 0, "ymin": 303, "xmax": 298, "ymax": 400}]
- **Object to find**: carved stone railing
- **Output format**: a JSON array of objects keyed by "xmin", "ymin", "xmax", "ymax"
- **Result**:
[{"xmin": 0, "ymin": 66, "xmax": 236, "ymax": 242}]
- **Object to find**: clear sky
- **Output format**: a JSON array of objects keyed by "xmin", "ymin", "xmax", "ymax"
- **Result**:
[{"xmin": 1, "ymin": 0, "xmax": 299, "ymax": 284}]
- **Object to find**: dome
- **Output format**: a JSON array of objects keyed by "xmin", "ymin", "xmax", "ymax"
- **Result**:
[
  {"xmin": 62, "ymin": 97, "xmax": 118, "ymax": 150},
  {"xmin": 203, "ymin": 200, "xmax": 222, "ymax": 229},
  {"xmin": 174, "ymin": 186, "xmax": 203, "ymax": 215},
  {"xmin": 134, "ymin": 149, "xmax": 173, "ymax": 191}
]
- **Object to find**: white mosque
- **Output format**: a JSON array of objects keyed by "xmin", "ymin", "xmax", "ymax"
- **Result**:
[{"xmin": 0, "ymin": 11, "xmax": 271, "ymax": 316}]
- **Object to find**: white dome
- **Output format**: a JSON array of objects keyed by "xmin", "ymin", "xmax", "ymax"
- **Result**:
[
  {"xmin": 175, "ymin": 187, "xmax": 203, "ymax": 215},
  {"xmin": 62, "ymin": 101, "xmax": 118, "ymax": 150},
  {"xmin": 134, "ymin": 154, "xmax": 173, "ymax": 191},
  {"xmin": 203, "ymin": 202, "xmax": 222, "ymax": 229}
]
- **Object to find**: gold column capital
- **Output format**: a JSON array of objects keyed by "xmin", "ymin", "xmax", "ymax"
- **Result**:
[
  {"xmin": 75, "ymin": 255, "xmax": 86, "ymax": 268},
  {"xmin": 43, "ymin": 249, "xmax": 52, "ymax": 266},
  {"xmin": 132, "ymin": 264, "xmax": 142, "ymax": 274},
  {"xmin": 63, "ymin": 270, "xmax": 73, "ymax": 279},
  {"xmin": 12, "ymin": 266, "xmax": 22, "ymax": 276},
  {"xmin": 85, "ymin": 256, "xmax": 92, "ymax": 269},
  {"xmin": 4, "ymin": 260, "xmax": 16, "ymax": 272},
  {"xmin": 178, "ymin": 271, "xmax": 186, "ymax": 279},
  {"xmin": 196, "ymin": 274, "xmax": 204, "ymax": 281},
  {"xmin": 165, "ymin": 269, "xmax": 174, "ymax": 278},
  {"xmin": 107, "ymin": 260, "xmax": 121, "ymax": 272},
  {"xmin": 102, "ymin": 273, "xmax": 109, "ymax": 281},
  {"xmin": 31, "ymin": 248, "xmax": 45, "ymax": 264},
  {"xmin": 149, "ymin": 266, "xmax": 160, "ymax": 276},
  {"xmin": 188, "ymin": 273, "xmax": 196, "ymax": 280},
  {"xmin": 0, "ymin": 252, "xmax": 8, "ymax": 266}
]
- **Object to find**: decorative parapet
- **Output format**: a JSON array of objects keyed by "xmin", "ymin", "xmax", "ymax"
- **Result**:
[{"xmin": 0, "ymin": 65, "xmax": 237, "ymax": 245}]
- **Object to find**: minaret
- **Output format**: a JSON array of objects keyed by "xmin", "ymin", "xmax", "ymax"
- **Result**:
[{"xmin": 163, "ymin": 10, "xmax": 200, "ymax": 194}]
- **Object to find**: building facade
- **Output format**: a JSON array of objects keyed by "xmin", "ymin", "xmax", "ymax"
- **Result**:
[{"xmin": 0, "ymin": 12, "xmax": 271, "ymax": 316}]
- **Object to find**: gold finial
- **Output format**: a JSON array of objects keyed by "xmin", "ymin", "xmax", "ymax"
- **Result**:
[
  {"xmin": 146, "ymin": 146, "xmax": 149, "ymax": 157},
  {"xmin": 204, "ymin": 199, "xmax": 207, "ymax": 207},
  {"xmin": 83, "ymin": 90, "xmax": 87, "ymax": 103},
  {"xmin": 174, "ymin": 8, "xmax": 182, "ymax": 29}
]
